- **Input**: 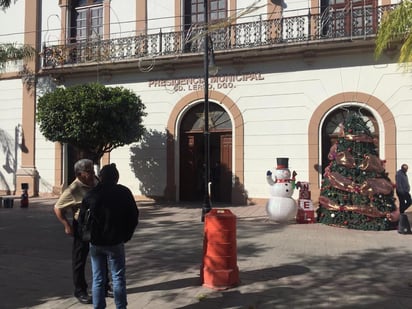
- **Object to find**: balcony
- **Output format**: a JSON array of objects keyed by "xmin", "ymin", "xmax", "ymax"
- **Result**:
[{"xmin": 42, "ymin": 4, "xmax": 395, "ymax": 69}]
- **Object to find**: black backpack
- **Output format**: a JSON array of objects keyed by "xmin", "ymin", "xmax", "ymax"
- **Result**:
[
  {"xmin": 79, "ymin": 207, "xmax": 92, "ymax": 242},
  {"xmin": 79, "ymin": 185, "xmax": 105, "ymax": 242}
]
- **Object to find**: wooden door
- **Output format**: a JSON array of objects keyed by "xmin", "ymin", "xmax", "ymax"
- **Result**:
[
  {"xmin": 179, "ymin": 102, "xmax": 232, "ymax": 202},
  {"xmin": 180, "ymin": 134, "xmax": 204, "ymax": 201},
  {"xmin": 219, "ymin": 134, "xmax": 232, "ymax": 202}
]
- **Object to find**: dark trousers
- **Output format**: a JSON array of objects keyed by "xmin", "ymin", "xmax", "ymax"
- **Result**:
[
  {"xmin": 72, "ymin": 220, "xmax": 90, "ymax": 294},
  {"xmin": 72, "ymin": 220, "xmax": 111, "ymax": 295},
  {"xmin": 397, "ymin": 191, "xmax": 412, "ymax": 213}
]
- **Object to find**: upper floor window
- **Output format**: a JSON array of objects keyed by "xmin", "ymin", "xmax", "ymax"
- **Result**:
[
  {"xmin": 71, "ymin": 0, "xmax": 103, "ymax": 42},
  {"xmin": 77, "ymin": 0, "xmax": 103, "ymax": 5},
  {"xmin": 190, "ymin": 0, "xmax": 227, "ymax": 24},
  {"xmin": 320, "ymin": 0, "xmax": 377, "ymax": 37},
  {"xmin": 183, "ymin": 0, "xmax": 228, "ymax": 52}
]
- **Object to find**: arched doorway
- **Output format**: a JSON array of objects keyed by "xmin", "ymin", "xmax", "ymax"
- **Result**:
[
  {"xmin": 179, "ymin": 102, "xmax": 232, "ymax": 203},
  {"xmin": 321, "ymin": 105, "xmax": 379, "ymax": 176}
]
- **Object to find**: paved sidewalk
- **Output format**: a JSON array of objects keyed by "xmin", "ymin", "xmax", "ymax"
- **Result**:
[{"xmin": 1, "ymin": 197, "xmax": 412, "ymax": 308}]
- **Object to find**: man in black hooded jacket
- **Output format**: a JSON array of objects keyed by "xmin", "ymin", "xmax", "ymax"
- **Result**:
[
  {"xmin": 396, "ymin": 163, "xmax": 411, "ymax": 213},
  {"xmin": 80, "ymin": 163, "xmax": 138, "ymax": 309}
]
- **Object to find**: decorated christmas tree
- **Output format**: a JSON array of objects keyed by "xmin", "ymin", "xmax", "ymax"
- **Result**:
[{"xmin": 317, "ymin": 112, "xmax": 398, "ymax": 231}]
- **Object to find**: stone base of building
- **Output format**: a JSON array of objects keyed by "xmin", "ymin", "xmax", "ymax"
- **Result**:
[{"xmin": 16, "ymin": 167, "xmax": 39, "ymax": 197}]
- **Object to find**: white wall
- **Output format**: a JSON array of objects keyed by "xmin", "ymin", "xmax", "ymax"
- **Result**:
[
  {"xmin": 0, "ymin": 80, "xmax": 23, "ymax": 193},
  {"xmin": 147, "ymin": 0, "xmax": 176, "ymax": 33},
  {"xmin": 0, "ymin": 0, "xmax": 25, "ymax": 43},
  {"xmin": 106, "ymin": 77, "xmax": 173, "ymax": 197},
  {"xmin": 35, "ymin": 89, "xmax": 57, "ymax": 195},
  {"xmin": 235, "ymin": 0, "xmax": 269, "ymax": 23},
  {"xmin": 0, "ymin": 0, "xmax": 25, "ymax": 74},
  {"xmin": 110, "ymin": 0, "xmax": 136, "ymax": 37},
  {"xmin": 41, "ymin": 4, "xmax": 62, "ymax": 47}
]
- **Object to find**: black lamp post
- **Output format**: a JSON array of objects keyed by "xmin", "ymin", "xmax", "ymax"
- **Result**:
[{"xmin": 201, "ymin": 0, "xmax": 212, "ymax": 221}]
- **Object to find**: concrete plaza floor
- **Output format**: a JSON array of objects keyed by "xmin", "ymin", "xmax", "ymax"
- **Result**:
[{"xmin": 1, "ymin": 197, "xmax": 412, "ymax": 308}]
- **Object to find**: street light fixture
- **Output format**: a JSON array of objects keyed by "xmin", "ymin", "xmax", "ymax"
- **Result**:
[
  {"xmin": 201, "ymin": 0, "xmax": 217, "ymax": 222},
  {"xmin": 208, "ymin": 39, "xmax": 219, "ymax": 76}
]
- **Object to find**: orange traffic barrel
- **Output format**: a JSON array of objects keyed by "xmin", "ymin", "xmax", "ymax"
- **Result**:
[{"xmin": 200, "ymin": 208, "xmax": 239, "ymax": 290}]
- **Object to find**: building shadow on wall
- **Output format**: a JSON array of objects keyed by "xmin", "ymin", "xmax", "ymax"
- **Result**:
[
  {"xmin": 130, "ymin": 129, "xmax": 167, "ymax": 200},
  {"xmin": 0, "ymin": 128, "xmax": 17, "ymax": 194}
]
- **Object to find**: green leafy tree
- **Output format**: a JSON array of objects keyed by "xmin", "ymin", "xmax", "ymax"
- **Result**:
[
  {"xmin": 0, "ymin": 43, "xmax": 35, "ymax": 69},
  {"xmin": 37, "ymin": 83, "xmax": 147, "ymax": 163},
  {"xmin": 317, "ymin": 112, "xmax": 397, "ymax": 231},
  {"xmin": 375, "ymin": 1, "xmax": 412, "ymax": 69}
]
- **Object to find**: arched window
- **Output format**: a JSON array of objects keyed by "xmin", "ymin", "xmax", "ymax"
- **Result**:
[
  {"xmin": 321, "ymin": 105, "xmax": 378, "ymax": 176},
  {"xmin": 180, "ymin": 102, "xmax": 231, "ymax": 133}
]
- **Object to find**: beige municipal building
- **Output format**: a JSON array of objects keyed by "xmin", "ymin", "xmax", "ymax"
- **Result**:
[{"xmin": 0, "ymin": 0, "xmax": 411, "ymax": 207}]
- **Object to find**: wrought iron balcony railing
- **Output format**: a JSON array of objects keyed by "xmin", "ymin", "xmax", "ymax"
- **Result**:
[{"xmin": 42, "ymin": 4, "xmax": 394, "ymax": 68}]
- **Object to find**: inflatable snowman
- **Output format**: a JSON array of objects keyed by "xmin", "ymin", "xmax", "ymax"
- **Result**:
[{"xmin": 266, "ymin": 157, "xmax": 297, "ymax": 222}]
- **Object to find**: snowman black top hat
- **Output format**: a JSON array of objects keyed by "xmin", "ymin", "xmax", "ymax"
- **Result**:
[{"xmin": 276, "ymin": 157, "xmax": 289, "ymax": 169}]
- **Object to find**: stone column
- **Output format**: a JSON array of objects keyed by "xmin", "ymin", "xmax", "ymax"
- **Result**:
[{"xmin": 16, "ymin": 0, "xmax": 41, "ymax": 196}]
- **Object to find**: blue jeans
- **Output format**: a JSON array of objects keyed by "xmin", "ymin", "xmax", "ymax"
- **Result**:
[{"xmin": 90, "ymin": 243, "xmax": 127, "ymax": 309}]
